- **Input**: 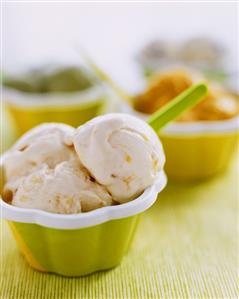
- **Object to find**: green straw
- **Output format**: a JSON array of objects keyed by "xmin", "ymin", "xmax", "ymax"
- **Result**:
[{"xmin": 148, "ymin": 83, "xmax": 208, "ymax": 131}]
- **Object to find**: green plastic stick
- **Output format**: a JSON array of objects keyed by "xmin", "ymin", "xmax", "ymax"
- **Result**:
[{"xmin": 148, "ymin": 83, "xmax": 208, "ymax": 131}]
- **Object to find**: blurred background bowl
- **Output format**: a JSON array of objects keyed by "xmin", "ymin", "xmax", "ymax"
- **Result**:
[
  {"xmin": 159, "ymin": 118, "xmax": 239, "ymax": 180},
  {"xmin": 3, "ymin": 84, "xmax": 118, "ymax": 136}
]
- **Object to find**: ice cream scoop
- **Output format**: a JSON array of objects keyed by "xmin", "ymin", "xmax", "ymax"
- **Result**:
[
  {"xmin": 73, "ymin": 113, "xmax": 165, "ymax": 203},
  {"xmin": 3, "ymin": 123, "xmax": 75, "ymax": 182},
  {"xmin": 4, "ymin": 159, "xmax": 112, "ymax": 214},
  {"xmin": 2, "ymin": 114, "xmax": 166, "ymax": 213}
]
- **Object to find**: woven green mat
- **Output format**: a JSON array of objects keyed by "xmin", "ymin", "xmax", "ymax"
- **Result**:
[{"xmin": 0, "ymin": 109, "xmax": 238, "ymax": 298}]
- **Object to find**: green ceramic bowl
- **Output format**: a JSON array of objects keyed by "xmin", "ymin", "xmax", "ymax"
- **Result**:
[
  {"xmin": 3, "ymin": 85, "xmax": 117, "ymax": 136},
  {"xmin": 0, "ymin": 170, "xmax": 167, "ymax": 277}
]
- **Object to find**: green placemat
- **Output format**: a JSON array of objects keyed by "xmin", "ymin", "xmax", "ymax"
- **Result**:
[{"xmin": 0, "ymin": 112, "xmax": 238, "ymax": 299}]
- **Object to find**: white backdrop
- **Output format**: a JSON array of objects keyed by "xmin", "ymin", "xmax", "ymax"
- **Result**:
[{"xmin": 2, "ymin": 2, "xmax": 238, "ymax": 91}]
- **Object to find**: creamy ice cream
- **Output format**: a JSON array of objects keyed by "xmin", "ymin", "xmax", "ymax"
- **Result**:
[
  {"xmin": 73, "ymin": 113, "xmax": 165, "ymax": 203},
  {"xmin": 2, "ymin": 114, "xmax": 165, "ymax": 213},
  {"xmin": 2, "ymin": 123, "xmax": 113, "ymax": 213},
  {"xmin": 5, "ymin": 159, "xmax": 112, "ymax": 213},
  {"xmin": 3, "ymin": 123, "xmax": 75, "ymax": 181}
]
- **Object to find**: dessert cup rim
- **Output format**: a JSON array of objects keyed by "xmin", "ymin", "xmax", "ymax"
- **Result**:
[
  {"xmin": 3, "ymin": 84, "xmax": 110, "ymax": 108},
  {"xmin": 121, "ymin": 103, "xmax": 239, "ymax": 135},
  {"xmin": 0, "ymin": 170, "xmax": 167, "ymax": 230},
  {"xmin": 161, "ymin": 116, "xmax": 239, "ymax": 135}
]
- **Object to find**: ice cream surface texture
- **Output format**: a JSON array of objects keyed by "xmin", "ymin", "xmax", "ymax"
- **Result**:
[
  {"xmin": 73, "ymin": 114, "xmax": 165, "ymax": 203},
  {"xmin": 10, "ymin": 160, "xmax": 112, "ymax": 214},
  {"xmin": 3, "ymin": 123, "xmax": 75, "ymax": 181},
  {"xmin": 2, "ymin": 114, "xmax": 165, "ymax": 213}
]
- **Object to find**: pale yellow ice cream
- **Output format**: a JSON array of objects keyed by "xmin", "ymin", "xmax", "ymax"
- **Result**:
[
  {"xmin": 2, "ymin": 115, "xmax": 165, "ymax": 213},
  {"xmin": 73, "ymin": 113, "xmax": 165, "ymax": 203},
  {"xmin": 3, "ymin": 123, "xmax": 75, "ymax": 181},
  {"xmin": 2, "ymin": 123, "xmax": 113, "ymax": 213},
  {"xmin": 6, "ymin": 159, "xmax": 112, "ymax": 213}
]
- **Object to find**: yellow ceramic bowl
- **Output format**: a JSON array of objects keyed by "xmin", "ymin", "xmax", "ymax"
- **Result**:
[
  {"xmin": 3, "ymin": 85, "xmax": 117, "ymax": 135},
  {"xmin": 159, "ymin": 118, "xmax": 239, "ymax": 180}
]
